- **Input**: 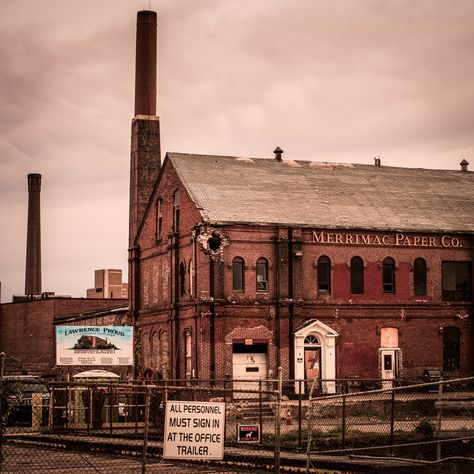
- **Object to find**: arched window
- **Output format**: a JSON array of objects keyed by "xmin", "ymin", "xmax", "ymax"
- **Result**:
[
  {"xmin": 173, "ymin": 189, "xmax": 180, "ymax": 232},
  {"xmin": 256, "ymin": 258, "xmax": 269, "ymax": 292},
  {"xmin": 383, "ymin": 257, "xmax": 396, "ymax": 294},
  {"xmin": 155, "ymin": 197, "xmax": 163, "ymax": 239},
  {"xmin": 317, "ymin": 256, "xmax": 331, "ymax": 294},
  {"xmin": 413, "ymin": 258, "xmax": 427, "ymax": 295},
  {"xmin": 184, "ymin": 330, "xmax": 192, "ymax": 379},
  {"xmin": 232, "ymin": 257, "xmax": 245, "ymax": 291},
  {"xmin": 304, "ymin": 335, "xmax": 320, "ymax": 345},
  {"xmin": 350, "ymin": 256, "xmax": 364, "ymax": 294},
  {"xmin": 179, "ymin": 262, "xmax": 185, "ymax": 296},
  {"xmin": 188, "ymin": 259, "xmax": 194, "ymax": 296}
]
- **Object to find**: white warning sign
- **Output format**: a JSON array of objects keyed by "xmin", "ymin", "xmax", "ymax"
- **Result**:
[{"xmin": 163, "ymin": 400, "xmax": 225, "ymax": 460}]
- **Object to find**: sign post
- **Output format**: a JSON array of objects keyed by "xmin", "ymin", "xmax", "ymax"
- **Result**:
[{"xmin": 163, "ymin": 400, "xmax": 225, "ymax": 460}]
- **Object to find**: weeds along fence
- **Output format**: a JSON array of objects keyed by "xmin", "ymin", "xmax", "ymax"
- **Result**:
[{"xmin": 306, "ymin": 376, "xmax": 474, "ymax": 467}]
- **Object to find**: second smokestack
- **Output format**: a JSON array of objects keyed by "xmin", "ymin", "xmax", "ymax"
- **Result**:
[{"xmin": 25, "ymin": 173, "xmax": 42, "ymax": 296}]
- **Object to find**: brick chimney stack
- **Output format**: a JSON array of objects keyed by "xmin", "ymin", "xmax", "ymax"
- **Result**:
[
  {"xmin": 129, "ymin": 10, "xmax": 161, "ymax": 248},
  {"xmin": 134, "ymin": 10, "xmax": 157, "ymax": 116},
  {"xmin": 25, "ymin": 173, "xmax": 42, "ymax": 296}
]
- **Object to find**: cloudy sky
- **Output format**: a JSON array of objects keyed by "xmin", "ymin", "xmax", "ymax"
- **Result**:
[{"xmin": 1, "ymin": 0, "xmax": 473, "ymax": 302}]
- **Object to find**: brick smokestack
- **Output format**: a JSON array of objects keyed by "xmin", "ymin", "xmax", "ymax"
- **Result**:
[
  {"xmin": 25, "ymin": 173, "xmax": 42, "ymax": 296},
  {"xmin": 135, "ymin": 10, "xmax": 157, "ymax": 116},
  {"xmin": 129, "ymin": 10, "xmax": 161, "ymax": 249}
]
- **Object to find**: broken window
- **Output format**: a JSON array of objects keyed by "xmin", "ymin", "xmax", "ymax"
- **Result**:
[
  {"xmin": 256, "ymin": 258, "xmax": 268, "ymax": 292},
  {"xmin": 350, "ymin": 256, "xmax": 364, "ymax": 294},
  {"xmin": 413, "ymin": 257, "xmax": 427, "ymax": 295},
  {"xmin": 443, "ymin": 326, "xmax": 460, "ymax": 371},
  {"xmin": 317, "ymin": 256, "xmax": 331, "ymax": 294},
  {"xmin": 383, "ymin": 257, "xmax": 395, "ymax": 294},
  {"xmin": 442, "ymin": 261, "xmax": 472, "ymax": 301},
  {"xmin": 232, "ymin": 257, "xmax": 245, "ymax": 291}
]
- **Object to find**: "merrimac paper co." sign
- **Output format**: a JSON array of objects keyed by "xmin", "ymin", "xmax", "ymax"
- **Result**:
[{"xmin": 311, "ymin": 231, "xmax": 464, "ymax": 248}]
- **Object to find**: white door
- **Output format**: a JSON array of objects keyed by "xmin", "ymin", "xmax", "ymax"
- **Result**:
[
  {"xmin": 380, "ymin": 349, "xmax": 397, "ymax": 389},
  {"xmin": 232, "ymin": 352, "xmax": 267, "ymax": 399}
]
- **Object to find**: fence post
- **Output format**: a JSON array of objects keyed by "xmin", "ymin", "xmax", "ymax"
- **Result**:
[
  {"xmin": 342, "ymin": 395, "xmax": 346, "ymax": 449},
  {"xmin": 0, "ymin": 352, "xmax": 5, "ymax": 472},
  {"xmin": 437, "ymin": 381, "xmax": 443, "ymax": 461},
  {"xmin": 109, "ymin": 385, "xmax": 113, "ymax": 434},
  {"xmin": 87, "ymin": 387, "xmax": 92, "ymax": 432},
  {"xmin": 274, "ymin": 367, "xmax": 282, "ymax": 474},
  {"xmin": 298, "ymin": 380, "xmax": 302, "ymax": 451},
  {"xmin": 65, "ymin": 385, "xmax": 69, "ymax": 430},
  {"xmin": 141, "ymin": 387, "xmax": 151, "ymax": 474},
  {"xmin": 259, "ymin": 380, "xmax": 263, "ymax": 445},
  {"xmin": 389, "ymin": 388, "xmax": 395, "ymax": 456}
]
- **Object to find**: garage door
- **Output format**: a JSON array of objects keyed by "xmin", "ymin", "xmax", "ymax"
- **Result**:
[{"xmin": 232, "ymin": 347, "xmax": 267, "ymax": 399}]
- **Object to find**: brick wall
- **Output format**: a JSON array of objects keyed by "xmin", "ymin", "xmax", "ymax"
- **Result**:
[{"xmin": 0, "ymin": 298, "xmax": 126, "ymax": 376}]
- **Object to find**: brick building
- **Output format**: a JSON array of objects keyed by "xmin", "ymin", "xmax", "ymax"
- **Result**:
[
  {"xmin": 127, "ymin": 11, "xmax": 473, "ymax": 393},
  {"xmin": 0, "ymin": 297, "xmax": 126, "ymax": 376},
  {"xmin": 131, "ymin": 151, "xmax": 473, "ymax": 392}
]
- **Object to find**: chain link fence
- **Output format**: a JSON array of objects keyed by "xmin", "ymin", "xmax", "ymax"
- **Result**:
[
  {"xmin": 0, "ymin": 370, "xmax": 283, "ymax": 473},
  {"xmin": 1, "ymin": 367, "xmax": 474, "ymax": 473},
  {"xmin": 305, "ymin": 376, "xmax": 474, "ymax": 470}
]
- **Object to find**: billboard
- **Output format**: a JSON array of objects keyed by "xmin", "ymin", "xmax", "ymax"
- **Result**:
[{"xmin": 56, "ymin": 326, "xmax": 133, "ymax": 366}]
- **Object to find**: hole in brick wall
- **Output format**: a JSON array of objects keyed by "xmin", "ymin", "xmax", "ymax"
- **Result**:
[{"xmin": 208, "ymin": 234, "xmax": 222, "ymax": 251}]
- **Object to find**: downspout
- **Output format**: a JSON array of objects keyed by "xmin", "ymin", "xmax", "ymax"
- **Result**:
[
  {"xmin": 288, "ymin": 228, "xmax": 295, "ymax": 379},
  {"xmin": 172, "ymin": 233, "xmax": 180, "ymax": 379},
  {"xmin": 274, "ymin": 228, "xmax": 281, "ymax": 369},
  {"xmin": 192, "ymin": 228, "xmax": 199, "ymax": 379},
  {"xmin": 209, "ymin": 259, "xmax": 216, "ymax": 380},
  {"xmin": 131, "ymin": 244, "xmax": 141, "ymax": 378}
]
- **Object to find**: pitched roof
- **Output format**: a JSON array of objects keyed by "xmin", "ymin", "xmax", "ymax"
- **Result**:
[{"xmin": 168, "ymin": 153, "xmax": 474, "ymax": 234}]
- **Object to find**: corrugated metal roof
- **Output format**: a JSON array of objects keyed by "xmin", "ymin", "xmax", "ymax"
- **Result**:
[{"xmin": 168, "ymin": 153, "xmax": 474, "ymax": 233}]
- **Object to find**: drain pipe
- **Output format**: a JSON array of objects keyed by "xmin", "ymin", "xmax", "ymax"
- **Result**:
[
  {"xmin": 274, "ymin": 366, "xmax": 282, "ymax": 473},
  {"xmin": 288, "ymin": 228, "xmax": 295, "ymax": 379}
]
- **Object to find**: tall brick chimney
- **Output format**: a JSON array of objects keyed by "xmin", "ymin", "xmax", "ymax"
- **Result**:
[
  {"xmin": 25, "ymin": 173, "xmax": 42, "ymax": 296},
  {"xmin": 129, "ymin": 10, "xmax": 161, "ymax": 248}
]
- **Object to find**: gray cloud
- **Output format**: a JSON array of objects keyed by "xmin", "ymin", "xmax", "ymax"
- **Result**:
[{"xmin": 1, "ymin": 0, "xmax": 473, "ymax": 301}]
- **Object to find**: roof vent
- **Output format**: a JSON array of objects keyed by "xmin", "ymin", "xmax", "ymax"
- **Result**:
[
  {"xmin": 274, "ymin": 147, "xmax": 283, "ymax": 162},
  {"xmin": 374, "ymin": 156, "xmax": 381, "ymax": 167},
  {"xmin": 460, "ymin": 159, "xmax": 469, "ymax": 172}
]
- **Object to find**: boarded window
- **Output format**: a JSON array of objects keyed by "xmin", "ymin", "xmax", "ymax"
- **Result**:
[
  {"xmin": 381, "ymin": 327, "xmax": 399, "ymax": 348},
  {"xmin": 414, "ymin": 258, "xmax": 427, "ymax": 295}
]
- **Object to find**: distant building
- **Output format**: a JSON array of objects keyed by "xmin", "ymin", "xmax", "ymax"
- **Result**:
[{"xmin": 86, "ymin": 269, "xmax": 128, "ymax": 299}]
